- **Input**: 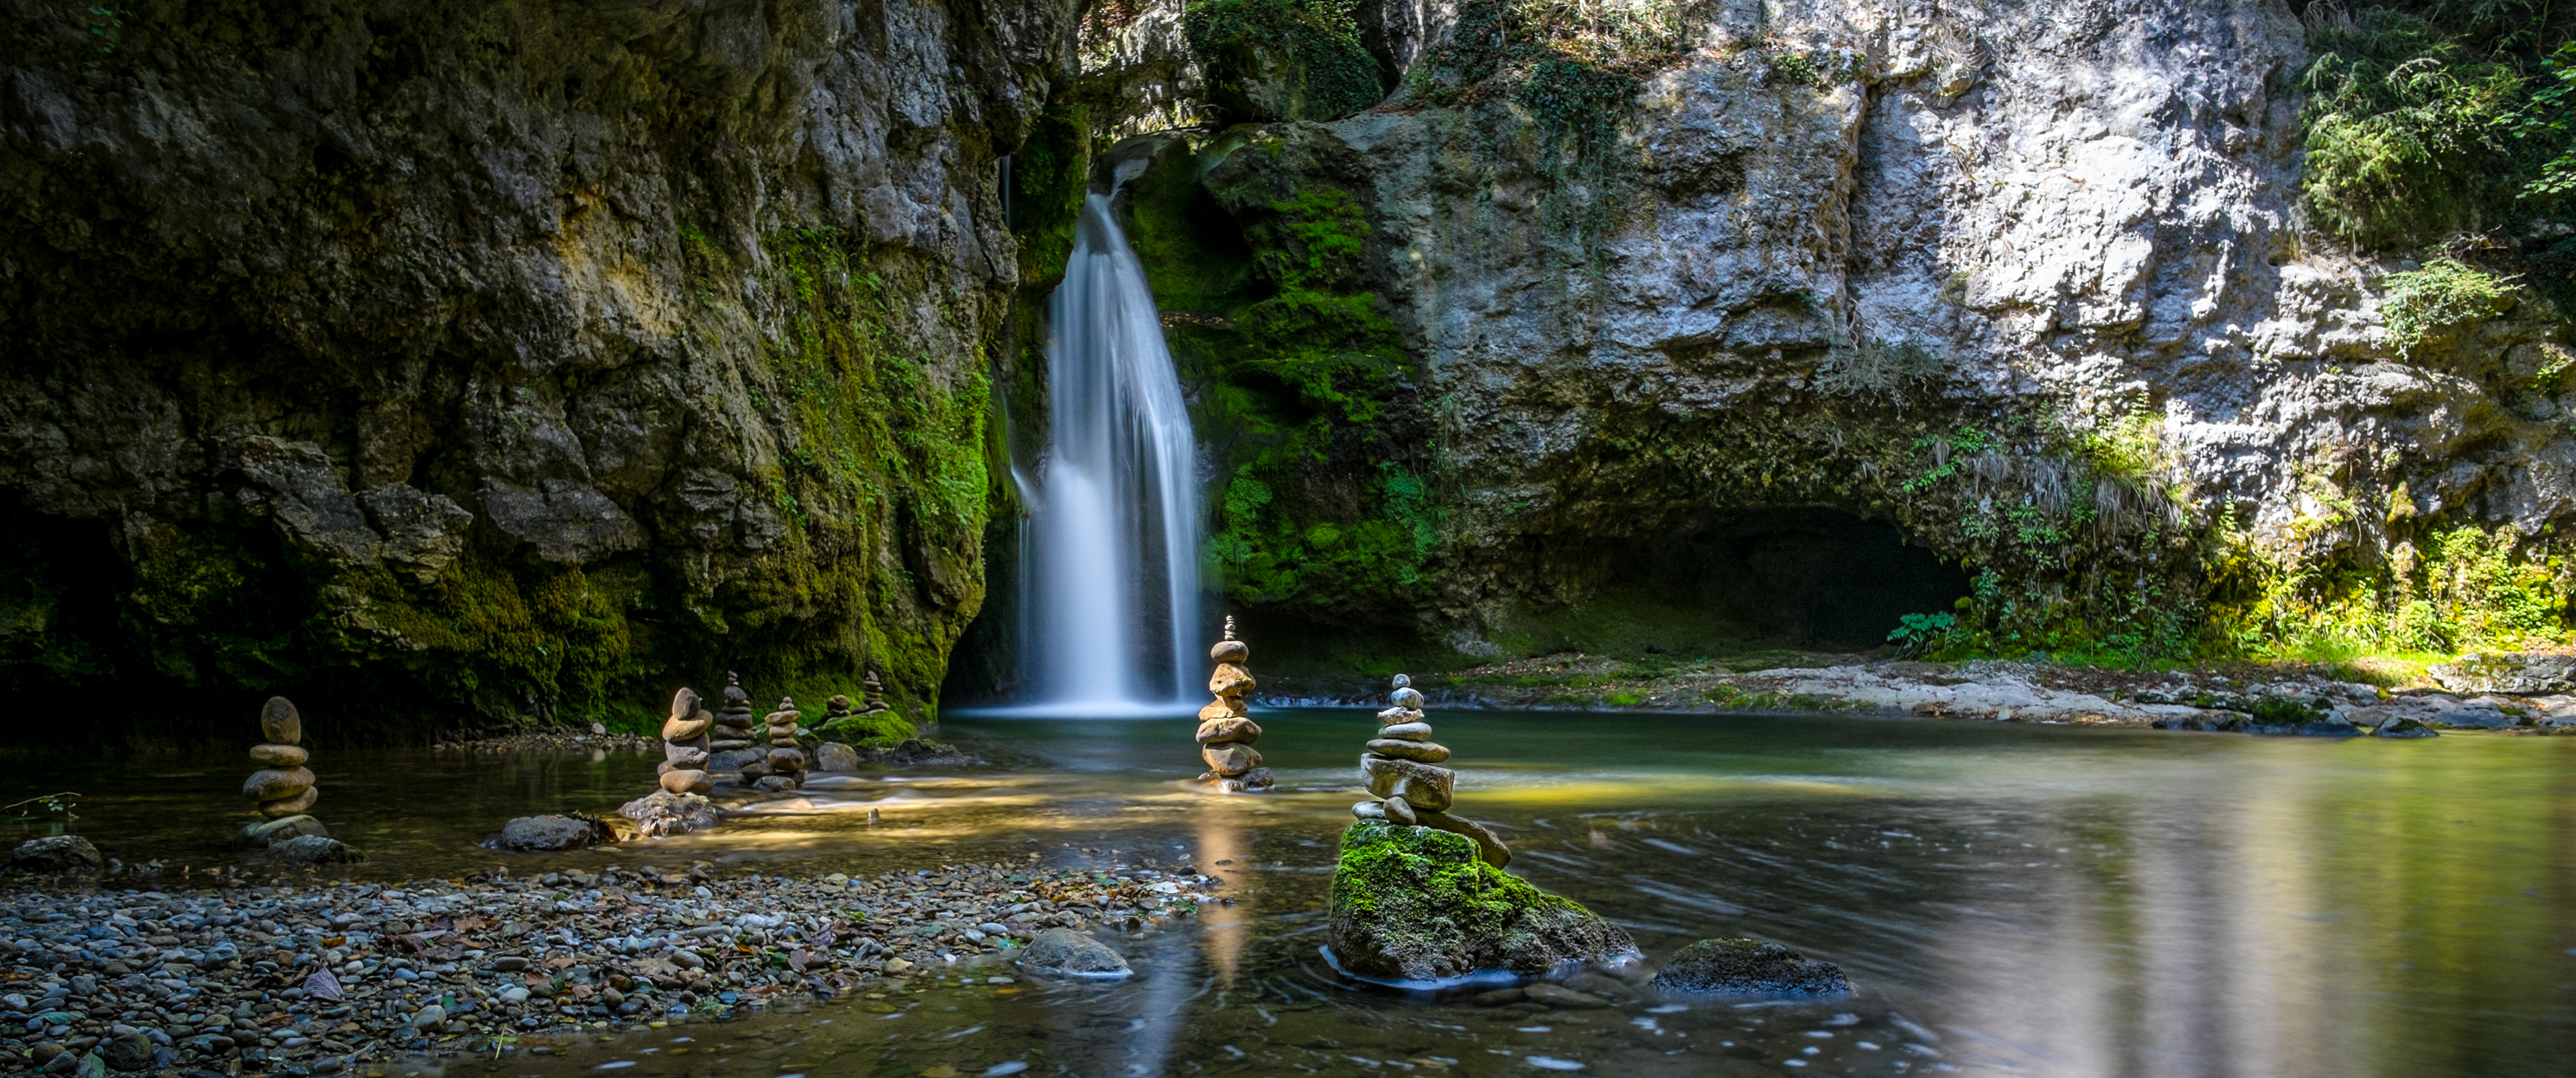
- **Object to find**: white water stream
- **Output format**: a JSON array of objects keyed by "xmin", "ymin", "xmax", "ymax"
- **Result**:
[{"xmin": 1015, "ymin": 190, "xmax": 1203, "ymax": 713}]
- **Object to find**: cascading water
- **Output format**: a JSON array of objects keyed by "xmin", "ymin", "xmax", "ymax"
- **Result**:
[{"xmin": 1015, "ymin": 189, "xmax": 1204, "ymax": 713}]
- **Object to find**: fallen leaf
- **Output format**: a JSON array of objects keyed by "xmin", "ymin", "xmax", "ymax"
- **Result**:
[{"xmin": 303, "ymin": 968, "xmax": 343, "ymax": 1002}]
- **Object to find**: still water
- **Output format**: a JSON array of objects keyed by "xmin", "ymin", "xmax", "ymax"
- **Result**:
[{"xmin": 13, "ymin": 710, "xmax": 2576, "ymax": 1077}]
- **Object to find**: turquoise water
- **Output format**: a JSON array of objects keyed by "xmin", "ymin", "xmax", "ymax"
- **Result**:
[{"xmin": 13, "ymin": 710, "xmax": 2575, "ymax": 1076}]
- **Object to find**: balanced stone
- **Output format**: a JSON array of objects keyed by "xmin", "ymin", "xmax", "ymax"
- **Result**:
[
  {"xmin": 249, "ymin": 744, "xmax": 308, "ymax": 767},
  {"xmin": 660, "ymin": 686, "xmax": 715, "ymax": 775},
  {"xmin": 1193, "ymin": 616, "xmax": 1273, "ymax": 793},
  {"xmin": 1377, "ymin": 721, "xmax": 1436, "ymax": 740},
  {"xmin": 763, "ymin": 695, "xmax": 807, "ymax": 789},
  {"xmin": 860, "ymin": 671, "xmax": 891, "ymax": 714},
  {"xmin": 1362, "ymin": 755, "xmax": 1454, "ymax": 811},
  {"xmin": 708, "ymin": 672, "xmax": 760, "ymax": 780},
  {"xmin": 1351, "ymin": 673, "xmax": 1505, "ymax": 867},
  {"xmin": 243, "ymin": 766, "xmax": 315, "ymax": 803},
  {"xmin": 824, "ymin": 694, "xmax": 857, "ymax": 722},
  {"xmin": 259, "ymin": 786, "xmax": 320, "ymax": 819},
  {"xmin": 243, "ymin": 695, "xmax": 323, "ymax": 826},
  {"xmin": 658, "ymin": 770, "xmax": 712, "ymax": 796},
  {"xmin": 1365, "ymin": 738, "xmax": 1450, "ymax": 762},
  {"xmin": 260, "ymin": 695, "xmax": 301, "ymax": 745}
]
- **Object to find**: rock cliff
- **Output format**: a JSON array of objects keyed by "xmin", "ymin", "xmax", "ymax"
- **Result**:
[{"xmin": 0, "ymin": 0, "xmax": 1081, "ymax": 740}]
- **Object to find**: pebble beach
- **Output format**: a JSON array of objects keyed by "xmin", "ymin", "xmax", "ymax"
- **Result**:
[{"xmin": 4, "ymin": 859, "xmax": 1219, "ymax": 1074}]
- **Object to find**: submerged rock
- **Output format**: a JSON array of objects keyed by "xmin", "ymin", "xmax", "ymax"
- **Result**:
[
  {"xmin": 618, "ymin": 791, "xmax": 719, "ymax": 837},
  {"xmin": 493, "ymin": 815, "xmax": 608, "ymax": 851},
  {"xmin": 1327, "ymin": 820, "xmax": 1636, "ymax": 982},
  {"xmin": 11, "ymin": 835, "xmax": 103, "ymax": 874},
  {"xmin": 814, "ymin": 742, "xmax": 861, "ymax": 771},
  {"xmin": 267, "ymin": 835, "xmax": 363, "ymax": 864},
  {"xmin": 1650, "ymin": 938, "xmax": 1850, "ymax": 997},
  {"xmin": 1017, "ymin": 928, "xmax": 1131, "ymax": 977},
  {"xmin": 240, "ymin": 814, "xmax": 330, "ymax": 847},
  {"xmin": 2375, "ymin": 717, "xmax": 2440, "ymax": 738}
]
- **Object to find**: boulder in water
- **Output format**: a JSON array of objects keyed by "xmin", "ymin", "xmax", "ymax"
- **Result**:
[
  {"xmin": 2375, "ymin": 716, "xmax": 2440, "ymax": 738},
  {"xmin": 1017, "ymin": 928, "xmax": 1131, "ymax": 977},
  {"xmin": 814, "ymin": 742, "xmax": 860, "ymax": 770},
  {"xmin": 268, "ymin": 835, "xmax": 363, "ymax": 864},
  {"xmin": 1651, "ymin": 937, "xmax": 1850, "ymax": 996},
  {"xmin": 1327, "ymin": 820, "xmax": 1635, "ymax": 982},
  {"xmin": 619, "ymin": 791, "xmax": 719, "ymax": 837},
  {"xmin": 240, "ymin": 814, "xmax": 329, "ymax": 847},
  {"xmin": 493, "ymin": 814, "xmax": 608, "ymax": 851},
  {"xmin": 11, "ymin": 835, "xmax": 103, "ymax": 874}
]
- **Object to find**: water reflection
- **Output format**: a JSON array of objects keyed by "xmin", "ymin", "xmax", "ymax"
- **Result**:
[{"xmin": 9, "ymin": 710, "xmax": 2575, "ymax": 1075}]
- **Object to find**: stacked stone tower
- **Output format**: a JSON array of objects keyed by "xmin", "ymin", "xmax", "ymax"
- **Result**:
[
  {"xmin": 1354, "ymin": 674, "xmax": 1510, "ymax": 867},
  {"xmin": 659, "ymin": 687, "xmax": 714, "ymax": 796},
  {"xmin": 1197, "ymin": 617, "xmax": 1274, "ymax": 792},
  {"xmin": 759, "ymin": 697, "xmax": 807, "ymax": 791},
  {"xmin": 708, "ymin": 672, "xmax": 764, "ymax": 782},
  {"xmin": 243, "ymin": 697, "xmax": 318, "ymax": 820}
]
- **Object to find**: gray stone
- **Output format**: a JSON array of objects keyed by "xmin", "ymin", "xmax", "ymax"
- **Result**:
[
  {"xmin": 1017, "ymin": 928, "xmax": 1131, "ymax": 978},
  {"xmin": 1365, "ymin": 738, "xmax": 1450, "ymax": 762},
  {"xmin": 1361, "ymin": 755, "xmax": 1453, "ymax": 811},
  {"xmin": 101, "ymin": 1031, "xmax": 152, "ymax": 1072},
  {"xmin": 12, "ymin": 835, "xmax": 103, "ymax": 874},
  {"xmin": 239, "ymin": 815, "xmax": 329, "ymax": 848},
  {"xmin": 1376, "ymin": 721, "xmax": 1435, "ymax": 740},
  {"xmin": 2430, "ymin": 653, "xmax": 2576, "ymax": 695},
  {"xmin": 2427, "ymin": 704, "xmax": 2518, "ymax": 730},
  {"xmin": 2374, "ymin": 717, "xmax": 2440, "ymax": 738},
  {"xmin": 708, "ymin": 747, "xmax": 768, "ymax": 773},
  {"xmin": 1522, "ymin": 983, "xmax": 1611, "ymax": 1008},
  {"xmin": 267, "ymin": 835, "xmax": 362, "ymax": 864},
  {"xmin": 242, "ymin": 767, "xmax": 315, "ymax": 801},
  {"xmin": 1651, "ymin": 938, "xmax": 1850, "ymax": 997},
  {"xmin": 494, "ymin": 815, "xmax": 605, "ymax": 852},
  {"xmin": 814, "ymin": 742, "xmax": 860, "ymax": 770},
  {"xmin": 258, "ymin": 696, "xmax": 302, "ymax": 746},
  {"xmin": 618, "ymin": 791, "xmax": 719, "ymax": 838}
]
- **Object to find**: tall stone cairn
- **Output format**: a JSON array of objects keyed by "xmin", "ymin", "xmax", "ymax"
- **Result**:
[
  {"xmin": 1353, "ymin": 674, "xmax": 1511, "ymax": 868},
  {"xmin": 658, "ymin": 686, "xmax": 714, "ymax": 796},
  {"xmin": 243, "ymin": 697, "xmax": 318, "ymax": 819},
  {"xmin": 1197, "ymin": 617, "xmax": 1275, "ymax": 793},
  {"xmin": 708, "ymin": 672, "xmax": 765, "ymax": 782},
  {"xmin": 860, "ymin": 670, "xmax": 892, "ymax": 715},
  {"xmin": 757, "ymin": 697, "xmax": 807, "ymax": 791}
]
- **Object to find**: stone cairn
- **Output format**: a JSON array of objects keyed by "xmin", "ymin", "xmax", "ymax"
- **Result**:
[
  {"xmin": 758, "ymin": 696, "xmax": 807, "ymax": 791},
  {"xmin": 1353, "ymin": 674, "xmax": 1512, "ymax": 868},
  {"xmin": 241, "ymin": 696, "xmax": 326, "ymax": 844},
  {"xmin": 1197, "ymin": 617, "xmax": 1275, "ymax": 792},
  {"xmin": 658, "ymin": 686, "xmax": 714, "ymax": 796},
  {"xmin": 708, "ymin": 672, "xmax": 764, "ymax": 782},
  {"xmin": 860, "ymin": 670, "xmax": 893, "ymax": 716}
]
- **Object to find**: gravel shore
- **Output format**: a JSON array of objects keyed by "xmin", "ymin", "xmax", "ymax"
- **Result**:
[{"xmin": 4, "ymin": 859, "xmax": 1217, "ymax": 1074}]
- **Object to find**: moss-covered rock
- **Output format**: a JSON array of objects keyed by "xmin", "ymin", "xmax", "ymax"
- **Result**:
[{"xmin": 1327, "ymin": 820, "xmax": 1637, "ymax": 982}]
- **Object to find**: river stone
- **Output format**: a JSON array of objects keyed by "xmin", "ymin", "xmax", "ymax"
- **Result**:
[
  {"xmin": 1377, "ymin": 721, "xmax": 1435, "ymax": 740},
  {"xmin": 243, "ymin": 766, "xmax": 315, "ymax": 801},
  {"xmin": 1365, "ymin": 738, "xmax": 1450, "ymax": 762},
  {"xmin": 248, "ymin": 743, "xmax": 308, "ymax": 766},
  {"xmin": 814, "ymin": 742, "xmax": 860, "ymax": 770},
  {"xmin": 663, "ymin": 743, "xmax": 710, "ymax": 767},
  {"xmin": 12, "ymin": 835, "xmax": 103, "ymax": 874},
  {"xmin": 1210, "ymin": 639, "xmax": 1249, "ymax": 663},
  {"xmin": 2375, "ymin": 717, "xmax": 2439, "ymax": 737},
  {"xmin": 1376, "ymin": 706, "xmax": 1424, "ymax": 725},
  {"xmin": 1197, "ymin": 700, "xmax": 1239, "ymax": 722},
  {"xmin": 495, "ymin": 814, "xmax": 605, "ymax": 851},
  {"xmin": 1328, "ymin": 820, "xmax": 1636, "ymax": 982},
  {"xmin": 753, "ymin": 775, "xmax": 799, "ymax": 791},
  {"xmin": 708, "ymin": 747, "xmax": 767, "ymax": 772},
  {"xmin": 1390, "ymin": 687, "xmax": 1424, "ymax": 709},
  {"xmin": 659, "ymin": 770, "xmax": 712, "ymax": 796},
  {"xmin": 1522, "ymin": 983, "xmax": 1611, "ymax": 1008},
  {"xmin": 1197, "ymin": 716, "xmax": 1262, "ymax": 744},
  {"xmin": 268, "ymin": 835, "xmax": 362, "ymax": 864},
  {"xmin": 619, "ymin": 791, "xmax": 718, "ymax": 837},
  {"xmin": 1362, "ymin": 755, "xmax": 1453, "ymax": 811},
  {"xmin": 663, "ymin": 716, "xmax": 711, "ymax": 741},
  {"xmin": 768, "ymin": 746, "xmax": 807, "ymax": 770},
  {"xmin": 239, "ymin": 814, "xmax": 329, "ymax": 847},
  {"xmin": 1650, "ymin": 938, "xmax": 1850, "ymax": 996},
  {"xmin": 1017, "ymin": 928, "xmax": 1131, "ymax": 977},
  {"xmin": 1203, "ymin": 743, "xmax": 1261, "ymax": 776},
  {"xmin": 2430, "ymin": 652, "xmax": 2576, "ymax": 695},
  {"xmin": 258, "ymin": 785, "xmax": 319, "ymax": 818},
  {"xmin": 260, "ymin": 696, "xmax": 301, "ymax": 745},
  {"xmin": 2426, "ymin": 703, "xmax": 2517, "ymax": 729},
  {"xmin": 73, "ymin": 1053, "xmax": 106, "ymax": 1078},
  {"xmin": 1209, "ymin": 663, "xmax": 1255, "ymax": 697},
  {"xmin": 101, "ymin": 1031, "xmax": 152, "ymax": 1072}
]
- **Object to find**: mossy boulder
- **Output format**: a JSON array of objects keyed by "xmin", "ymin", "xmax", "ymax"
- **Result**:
[{"xmin": 1327, "ymin": 820, "xmax": 1637, "ymax": 982}]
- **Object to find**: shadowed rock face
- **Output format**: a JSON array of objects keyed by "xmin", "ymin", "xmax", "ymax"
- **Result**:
[{"xmin": 0, "ymin": 0, "xmax": 1084, "ymax": 739}]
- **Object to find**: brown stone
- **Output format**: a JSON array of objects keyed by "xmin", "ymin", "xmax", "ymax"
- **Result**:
[
  {"xmin": 660, "ymin": 770, "xmax": 712, "ymax": 796},
  {"xmin": 768, "ymin": 747, "xmax": 807, "ymax": 771},
  {"xmin": 1361, "ymin": 755, "xmax": 1453, "ymax": 811},
  {"xmin": 1210, "ymin": 639, "xmax": 1249, "ymax": 663},
  {"xmin": 1208, "ymin": 663, "xmax": 1255, "ymax": 698},
  {"xmin": 249, "ymin": 743, "xmax": 308, "ymax": 767},
  {"xmin": 260, "ymin": 697, "xmax": 302, "ymax": 745},
  {"xmin": 1377, "ymin": 721, "xmax": 1435, "ymax": 740},
  {"xmin": 668, "ymin": 687, "xmax": 701, "ymax": 720},
  {"xmin": 243, "ymin": 767, "xmax": 315, "ymax": 802},
  {"xmin": 1197, "ymin": 717, "xmax": 1263, "ymax": 745},
  {"xmin": 259, "ymin": 786, "xmax": 319, "ymax": 819},
  {"xmin": 663, "ymin": 716, "xmax": 712, "ymax": 741},
  {"xmin": 1366, "ymin": 738, "xmax": 1449, "ymax": 762},
  {"xmin": 1197, "ymin": 700, "xmax": 1240, "ymax": 722},
  {"xmin": 1376, "ymin": 706, "xmax": 1424, "ymax": 725},
  {"xmin": 1202, "ymin": 743, "xmax": 1261, "ymax": 776}
]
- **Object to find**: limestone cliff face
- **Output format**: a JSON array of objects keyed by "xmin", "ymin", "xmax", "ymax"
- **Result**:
[
  {"xmin": 0, "ymin": 0, "xmax": 1079, "ymax": 738},
  {"xmin": 1114, "ymin": 0, "xmax": 2573, "ymax": 657}
]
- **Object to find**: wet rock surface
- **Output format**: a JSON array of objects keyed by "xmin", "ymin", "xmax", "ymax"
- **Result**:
[
  {"xmin": 11, "ymin": 837, "xmax": 103, "ymax": 876},
  {"xmin": 1651, "ymin": 937, "xmax": 1852, "ymax": 997},
  {"xmin": 1327, "ymin": 820, "xmax": 1635, "ymax": 983},
  {"xmin": 492, "ymin": 817, "xmax": 607, "ymax": 853},
  {"xmin": 1015, "ymin": 928, "xmax": 1131, "ymax": 977},
  {"xmin": 0, "ymin": 860, "xmax": 1215, "ymax": 1071}
]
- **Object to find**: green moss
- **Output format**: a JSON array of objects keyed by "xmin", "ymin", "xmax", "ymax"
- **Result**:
[
  {"xmin": 2381, "ymin": 258, "xmax": 2521, "ymax": 356},
  {"xmin": 1183, "ymin": 0, "xmax": 1387, "ymax": 123}
]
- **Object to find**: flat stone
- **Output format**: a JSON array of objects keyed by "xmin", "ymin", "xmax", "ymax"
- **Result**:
[
  {"xmin": 267, "ymin": 835, "xmax": 362, "ymax": 864},
  {"xmin": 753, "ymin": 776, "xmax": 800, "ymax": 791},
  {"xmin": 1366, "ymin": 738, "xmax": 1449, "ymax": 762},
  {"xmin": 243, "ymin": 766, "xmax": 315, "ymax": 801},
  {"xmin": 1377, "ymin": 721, "xmax": 1435, "ymax": 740},
  {"xmin": 2427, "ymin": 704, "xmax": 2518, "ymax": 730},
  {"xmin": 1018, "ymin": 928, "xmax": 1131, "ymax": 977},
  {"xmin": 663, "ymin": 743, "xmax": 710, "ymax": 767},
  {"xmin": 2375, "ymin": 717, "xmax": 2439, "ymax": 738},
  {"xmin": 495, "ymin": 815, "xmax": 605, "ymax": 852},
  {"xmin": 11, "ymin": 835, "xmax": 103, "ymax": 874},
  {"xmin": 1650, "ymin": 938, "xmax": 1850, "ymax": 996},
  {"xmin": 814, "ymin": 742, "xmax": 860, "ymax": 770},
  {"xmin": 1203, "ymin": 743, "xmax": 1262, "ymax": 775},
  {"xmin": 1523, "ymin": 983, "xmax": 1610, "ymax": 1008},
  {"xmin": 1377, "ymin": 706, "xmax": 1424, "ymax": 725},
  {"xmin": 239, "ymin": 814, "xmax": 329, "ymax": 847},
  {"xmin": 259, "ymin": 696, "xmax": 301, "ymax": 745},
  {"xmin": 1210, "ymin": 639, "xmax": 1249, "ymax": 664},
  {"xmin": 1197, "ymin": 700, "xmax": 1239, "ymax": 722},
  {"xmin": 258, "ymin": 786, "xmax": 319, "ymax": 819},
  {"xmin": 768, "ymin": 747, "xmax": 807, "ymax": 770},
  {"xmin": 660, "ymin": 770, "xmax": 712, "ymax": 796},
  {"xmin": 662, "ymin": 716, "xmax": 711, "ymax": 741},
  {"xmin": 1197, "ymin": 716, "xmax": 1262, "ymax": 744},
  {"xmin": 708, "ymin": 747, "xmax": 767, "ymax": 772},
  {"xmin": 1362, "ymin": 755, "xmax": 1453, "ymax": 811},
  {"xmin": 248, "ymin": 743, "xmax": 308, "ymax": 766}
]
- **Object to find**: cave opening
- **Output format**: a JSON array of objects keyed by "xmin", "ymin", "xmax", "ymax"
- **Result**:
[{"xmin": 1550, "ymin": 506, "xmax": 1972, "ymax": 656}]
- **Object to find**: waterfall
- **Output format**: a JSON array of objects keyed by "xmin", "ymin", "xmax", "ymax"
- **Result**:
[{"xmin": 1015, "ymin": 191, "xmax": 1204, "ymax": 713}]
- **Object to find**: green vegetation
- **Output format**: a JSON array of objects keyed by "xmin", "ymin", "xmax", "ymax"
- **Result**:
[
  {"xmin": 2379, "ymin": 257, "xmax": 2521, "ymax": 356},
  {"xmin": 1182, "ymin": 0, "xmax": 1386, "ymax": 122}
]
